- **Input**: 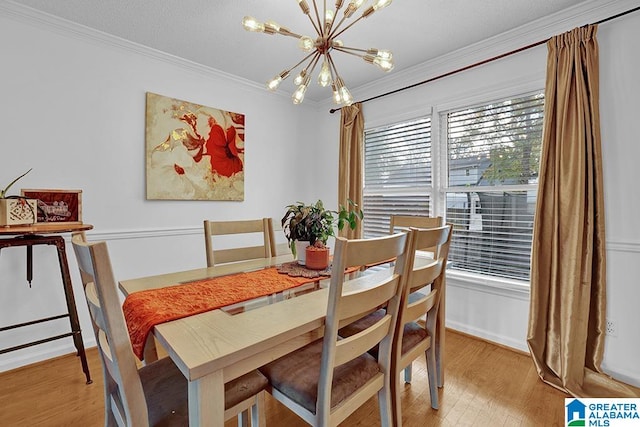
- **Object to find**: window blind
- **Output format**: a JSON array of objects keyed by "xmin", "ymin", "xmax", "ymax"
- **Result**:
[
  {"xmin": 445, "ymin": 92, "xmax": 544, "ymax": 281},
  {"xmin": 363, "ymin": 117, "xmax": 431, "ymax": 237}
]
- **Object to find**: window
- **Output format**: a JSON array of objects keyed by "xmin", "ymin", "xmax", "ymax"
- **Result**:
[
  {"xmin": 445, "ymin": 92, "xmax": 543, "ymax": 281},
  {"xmin": 362, "ymin": 91, "xmax": 544, "ymax": 282},
  {"xmin": 363, "ymin": 117, "xmax": 432, "ymax": 237}
]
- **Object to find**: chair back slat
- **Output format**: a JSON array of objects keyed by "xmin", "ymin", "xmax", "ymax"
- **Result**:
[
  {"xmin": 404, "ymin": 290, "xmax": 438, "ymax": 323},
  {"xmin": 391, "ymin": 215, "xmax": 444, "ymax": 254},
  {"xmin": 407, "ymin": 259, "xmax": 444, "ymax": 292},
  {"xmin": 335, "ymin": 314, "xmax": 392, "ymax": 367},
  {"xmin": 390, "ymin": 215, "xmax": 443, "ymax": 233},
  {"xmin": 337, "ymin": 271, "xmax": 400, "ymax": 325},
  {"xmin": 204, "ymin": 218, "xmax": 274, "ymax": 266}
]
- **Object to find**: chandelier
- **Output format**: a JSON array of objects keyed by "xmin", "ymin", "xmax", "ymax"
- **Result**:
[{"xmin": 242, "ymin": 0, "xmax": 394, "ymax": 105}]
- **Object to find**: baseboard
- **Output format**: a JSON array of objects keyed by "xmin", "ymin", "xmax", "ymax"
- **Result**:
[
  {"xmin": 446, "ymin": 327, "xmax": 531, "ymax": 357},
  {"xmin": 601, "ymin": 364, "xmax": 640, "ymax": 388},
  {"xmin": 446, "ymin": 321, "xmax": 529, "ymax": 353}
]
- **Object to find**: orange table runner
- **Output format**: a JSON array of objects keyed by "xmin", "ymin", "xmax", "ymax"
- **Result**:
[{"xmin": 123, "ymin": 267, "xmax": 321, "ymax": 359}]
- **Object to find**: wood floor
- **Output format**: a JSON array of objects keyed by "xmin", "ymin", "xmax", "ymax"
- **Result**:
[{"xmin": 0, "ymin": 330, "xmax": 568, "ymax": 426}]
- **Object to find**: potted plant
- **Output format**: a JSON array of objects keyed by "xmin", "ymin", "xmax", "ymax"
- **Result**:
[
  {"xmin": 0, "ymin": 169, "xmax": 37, "ymax": 227},
  {"xmin": 281, "ymin": 199, "xmax": 363, "ymax": 269}
]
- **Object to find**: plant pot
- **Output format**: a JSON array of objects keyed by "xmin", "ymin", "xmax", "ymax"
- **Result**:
[
  {"xmin": 0, "ymin": 198, "xmax": 38, "ymax": 226},
  {"xmin": 295, "ymin": 240, "xmax": 310, "ymax": 265},
  {"xmin": 305, "ymin": 245, "xmax": 330, "ymax": 270}
]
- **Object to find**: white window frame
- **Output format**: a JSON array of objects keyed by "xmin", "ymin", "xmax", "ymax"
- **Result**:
[{"xmin": 362, "ymin": 84, "xmax": 545, "ymax": 289}]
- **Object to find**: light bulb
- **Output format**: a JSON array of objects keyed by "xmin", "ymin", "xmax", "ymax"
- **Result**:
[
  {"xmin": 298, "ymin": 36, "xmax": 315, "ymax": 52},
  {"xmin": 242, "ymin": 16, "xmax": 264, "ymax": 33},
  {"xmin": 332, "ymin": 84, "xmax": 341, "ymax": 104},
  {"xmin": 292, "ymin": 84, "xmax": 308, "ymax": 104},
  {"xmin": 331, "ymin": 39, "xmax": 344, "ymax": 48},
  {"xmin": 344, "ymin": 0, "xmax": 365, "ymax": 17},
  {"xmin": 373, "ymin": 56, "xmax": 394, "ymax": 71},
  {"xmin": 266, "ymin": 70, "xmax": 289, "ymax": 91},
  {"xmin": 376, "ymin": 49, "xmax": 392, "ymax": 60},
  {"xmin": 325, "ymin": 9, "xmax": 335, "ymax": 26},
  {"xmin": 267, "ymin": 76, "xmax": 282, "ymax": 91},
  {"xmin": 372, "ymin": 0, "xmax": 392, "ymax": 11},
  {"xmin": 339, "ymin": 85, "xmax": 353, "ymax": 105},
  {"xmin": 349, "ymin": 0, "xmax": 365, "ymax": 9},
  {"xmin": 317, "ymin": 61, "xmax": 332, "ymax": 87},
  {"xmin": 294, "ymin": 70, "xmax": 307, "ymax": 86}
]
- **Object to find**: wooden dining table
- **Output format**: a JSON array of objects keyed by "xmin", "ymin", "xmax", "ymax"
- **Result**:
[
  {"xmin": 119, "ymin": 254, "xmax": 334, "ymax": 426},
  {"xmin": 118, "ymin": 253, "xmax": 444, "ymax": 427}
]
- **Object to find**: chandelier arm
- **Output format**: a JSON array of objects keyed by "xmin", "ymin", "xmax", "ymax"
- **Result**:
[
  {"xmin": 332, "ymin": 47, "xmax": 366, "ymax": 59},
  {"xmin": 326, "ymin": 52, "xmax": 342, "ymax": 81},
  {"xmin": 301, "ymin": 2, "xmax": 321, "ymax": 36},
  {"xmin": 333, "ymin": 46, "xmax": 369, "ymax": 54},
  {"xmin": 288, "ymin": 51, "xmax": 321, "ymax": 73},
  {"xmin": 311, "ymin": 0, "xmax": 324, "ymax": 36},
  {"xmin": 277, "ymin": 28, "xmax": 304, "ymax": 39},
  {"xmin": 327, "ymin": 13, "xmax": 350, "ymax": 39},
  {"xmin": 325, "ymin": 52, "xmax": 336, "ymax": 81},
  {"xmin": 304, "ymin": 51, "xmax": 323, "ymax": 77},
  {"xmin": 331, "ymin": 14, "xmax": 364, "ymax": 39},
  {"xmin": 322, "ymin": 0, "xmax": 329, "ymax": 36},
  {"xmin": 306, "ymin": 15, "xmax": 322, "ymax": 36},
  {"xmin": 323, "ymin": 0, "xmax": 339, "ymax": 36}
]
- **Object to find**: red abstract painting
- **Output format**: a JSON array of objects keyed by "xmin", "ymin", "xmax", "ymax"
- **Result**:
[{"xmin": 145, "ymin": 92, "xmax": 245, "ymax": 200}]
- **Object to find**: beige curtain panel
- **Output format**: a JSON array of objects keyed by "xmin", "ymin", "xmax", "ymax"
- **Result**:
[
  {"xmin": 338, "ymin": 103, "xmax": 364, "ymax": 239},
  {"xmin": 527, "ymin": 25, "xmax": 639, "ymax": 398}
]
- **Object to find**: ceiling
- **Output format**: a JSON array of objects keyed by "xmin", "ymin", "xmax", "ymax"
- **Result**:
[{"xmin": 11, "ymin": 0, "xmax": 590, "ymax": 103}]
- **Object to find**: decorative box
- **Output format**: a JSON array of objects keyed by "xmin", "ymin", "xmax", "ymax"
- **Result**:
[{"xmin": 0, "ymin": 198, "xmax": 38, "ymax": 226}]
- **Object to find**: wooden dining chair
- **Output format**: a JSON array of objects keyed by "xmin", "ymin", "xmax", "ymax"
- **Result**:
[
  {"xmin": 259, "ymin": 232, "xmax": 410, "ymax": 426},
  {"xmin": 339, "ymin": 225, "xmax": 452, "ymax": 426},
  {"xmin": 389, "ymin": 215, "xmax": 444, "ymax": 234},
  {"xmin": 364, "ymin": 215, "xmax": 443, "ymax": 270},
  {"xmin": 268, "ymin": 223, "xmax": 292, "ymax": 257},
  {"xmin": 204, "ymin": 217, "xmax": 275, "ymax": 267},
  {"xmin": 71, "ymin": 233, "xmax": 268, "ymax": 427}
]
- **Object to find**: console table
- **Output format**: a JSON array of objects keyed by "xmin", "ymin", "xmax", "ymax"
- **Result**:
[{"xmin": 0, "ymin": 223, "xmax": 93, "ymax": 384}]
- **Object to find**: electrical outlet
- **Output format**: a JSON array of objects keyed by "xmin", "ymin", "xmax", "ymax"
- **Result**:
[{"xmin": 605, "ymin": 319, "xmax": 617, "ymax": 337}]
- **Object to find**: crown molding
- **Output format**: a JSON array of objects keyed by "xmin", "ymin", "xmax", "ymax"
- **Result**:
[
  {"xmin": 0, "ymin": 0, "xmax": 266, "ymax": 90},
  {"xmin": 351, "ymin": 0, "xmax": 639, "ymax": 104},
  {"xmin": 0, "ymin": 0, "xmax": 323, "ymax": 108}
]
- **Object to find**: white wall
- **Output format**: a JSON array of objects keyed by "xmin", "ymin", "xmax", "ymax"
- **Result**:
[
  {"xmin": 0, "ymin": 3, "xmax": 324, "ymax": 371},
  {"xmin": 317, "ymin": 0, "xmax": 640, "ymax": 387}
]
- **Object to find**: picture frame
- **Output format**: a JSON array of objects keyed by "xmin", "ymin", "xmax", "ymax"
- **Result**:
[
  {"xmin": 145, "ymin": 92, "xmax": 245, "ymax": 201},
  {"xmin": 20, "ymin": 189, "xmax": 83, "ymax": 224}
]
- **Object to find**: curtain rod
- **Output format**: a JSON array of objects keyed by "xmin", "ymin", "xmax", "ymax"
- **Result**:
[{"xmin": 329, "ymin": 5, "xmax": 640, "ymax": 114}]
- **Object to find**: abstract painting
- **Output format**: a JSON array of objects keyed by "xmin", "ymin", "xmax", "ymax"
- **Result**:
[{"xmin": 145, "ymin": 92, "xmax": 245, "ymax": 200}]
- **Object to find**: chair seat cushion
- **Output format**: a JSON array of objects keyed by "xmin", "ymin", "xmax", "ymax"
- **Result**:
[
  {"xmin": 139, "ymin": 356, "xmax": 267, "ymax": 425},
  {"xmin": 259, "ymin": 339, "xmax": 381, "ymax": 414},
  {"xmin": 339, "ymin": 309, "xmax": 429, "ymax": 357}
]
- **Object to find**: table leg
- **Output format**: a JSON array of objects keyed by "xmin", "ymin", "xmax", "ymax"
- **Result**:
[
  {"xmin": 26, "ymin": 244, "xmax": 33, "ymax": 287},
  {"xmin": 436, "ymin": 275, "xmax": 446, "ymax": 388},
  {"xmin": 54, "ymin": 237, "xmax": 92, "ymax": 384},
  {"xmin": 188, "ymin": 370, "xmax": 225, "ymax": 427}
]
